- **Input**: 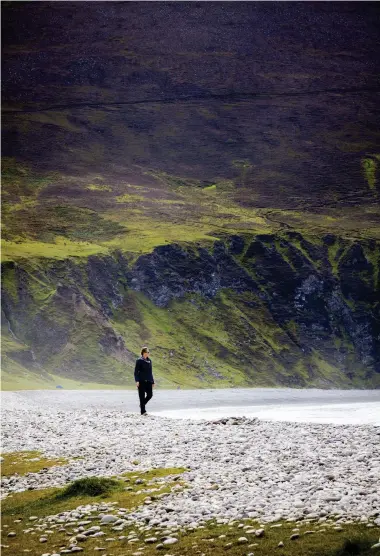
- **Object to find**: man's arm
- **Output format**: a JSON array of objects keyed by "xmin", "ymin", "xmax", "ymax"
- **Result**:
[
  {"xmin": 151, "ymin": 361, "xmax": 155, "ymax": 385},
  {"xmin": 134, "ymin": 359, "xmax": 140, "ymax": 383}
]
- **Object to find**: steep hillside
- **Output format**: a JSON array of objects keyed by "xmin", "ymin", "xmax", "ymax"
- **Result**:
[
  {"xmin": 2, "ymin": 2, "xmax": 380, "ymax": 208},
  {"xmin": 2, "ymin": 2, "xmax": 380, "ymax": 389},
  {"xmin": 2, "ymin": 232, "xmax": 379, "ymax": 389}
]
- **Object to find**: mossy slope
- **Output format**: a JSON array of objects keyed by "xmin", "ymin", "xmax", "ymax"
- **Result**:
[{"xmin": 2, "ymin": 231, "xmax": 379, "ymax": 389}]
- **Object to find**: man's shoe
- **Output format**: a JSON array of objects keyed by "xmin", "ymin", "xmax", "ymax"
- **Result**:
[{"xmin": 141, "ymin": 412, "xmax": 148, "ymax": 416}]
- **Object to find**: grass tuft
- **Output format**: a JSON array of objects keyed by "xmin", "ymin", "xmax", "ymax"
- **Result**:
[
  {"xmin": 58, "ymin": 476, "xmax": 120, "ymax": 498},
  {"xmin": 332, "ymin": 538, "xmax": 374, "ymax": 555}
]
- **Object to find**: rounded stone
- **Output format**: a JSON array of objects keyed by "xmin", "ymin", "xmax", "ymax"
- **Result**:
[
  {"xmin": 163, "ymin": 537, "xmax": 178, "ymax": 545},
  {"xmin": 100, "ymin": 515, "xmax": 118, "ymax": 524}
]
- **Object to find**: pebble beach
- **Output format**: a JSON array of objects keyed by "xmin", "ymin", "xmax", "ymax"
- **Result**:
[{"xmin": 2, "ymin": 391, "xmax": 380, "ymax": 530}]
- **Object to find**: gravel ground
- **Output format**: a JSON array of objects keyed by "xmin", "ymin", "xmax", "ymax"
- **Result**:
[{"xmin": 1, "ymin": 392, "xmax": 380, "ymax": 528}]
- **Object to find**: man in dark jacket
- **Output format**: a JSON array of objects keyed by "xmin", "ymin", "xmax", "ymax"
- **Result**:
[{"xmin": 134, "ymin": 346, "xmax": 155, "ymax": 415}]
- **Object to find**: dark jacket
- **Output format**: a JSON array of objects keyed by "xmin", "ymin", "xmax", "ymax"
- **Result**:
[{"xmin": 134, "ymin": 356, "xmax": 154, "ymax": 383}]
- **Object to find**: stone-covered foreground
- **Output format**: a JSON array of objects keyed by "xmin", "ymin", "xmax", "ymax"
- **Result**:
[
  {"xmin": 1, "ymin": 392, "xmax": 380, "ymax": 554},
  {"xmin": 2, "ymin": 393, "xmax": 380, "ymax": 523}
]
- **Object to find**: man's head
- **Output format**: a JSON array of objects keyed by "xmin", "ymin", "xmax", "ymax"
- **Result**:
[{"xmin": 141, "ymin": 346, "xmax": 150, "ymax": 359}]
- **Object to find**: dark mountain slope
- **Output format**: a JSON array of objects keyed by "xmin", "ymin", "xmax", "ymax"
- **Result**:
[{"xmin": 2, "ymin": 2, "xmax": 380, "ymax": 208}]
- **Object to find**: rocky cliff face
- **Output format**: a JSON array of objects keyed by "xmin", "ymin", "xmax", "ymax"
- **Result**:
[{"xmin": 2, "ymin": 231, "xmax": 379, "ymax": 389}]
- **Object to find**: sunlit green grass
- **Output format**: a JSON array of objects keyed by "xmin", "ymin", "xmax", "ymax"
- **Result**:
[
  {"xmin": 2, "ymin": 468, "xmax": 187, "ymax": 517},
  {"xmin": 1, "ymin": 475, "xmax": 378, "ymax": 556},
  {"xmin": 3, "ymin": 284, "xmax": 378, "ymax": 390},
  {"xmin": 1, "ymin": 468, "xmax": 189, "ymax": 555},
  {"xmin": 1, "ymin": 237, "xmax": 109, "ymax": 262},
  {"xmin": 1, "ymin": 443, "xmax": 378, "ymax": 556},
  {"xmin": 2, "ymin": 161, "xmax": 379, "ymax": 263},
  {"xmin": 0, "ymin": 366, "xmax": 137, "ymax": 391},
  {"xmin": 1, "ymin": 451, "xmax": 68, "ymax": 477},
  {"xmin": 2, "ymin": 161, "xmax": 379, "ymax": 390}
]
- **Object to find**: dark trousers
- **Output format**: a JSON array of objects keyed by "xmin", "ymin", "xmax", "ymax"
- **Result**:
[{"xmin": 138, "ymin": 381, "xmax": 153, "ymax": 414}]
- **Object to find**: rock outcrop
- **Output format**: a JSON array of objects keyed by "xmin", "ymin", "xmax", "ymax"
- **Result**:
[{"xmin": 2, "ymin": 232, "xmax": 379, "ymax": 387}]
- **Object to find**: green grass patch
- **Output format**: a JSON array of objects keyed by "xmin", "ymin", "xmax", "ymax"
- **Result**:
[
  {"xmin": 1, "ymin": 466, "xmax": 378, "ymax": 556},
  {"xmin": 3, "ymin": 162, "xmax": 379, "ymax": 263},
  {"xmin": 1, "ymin": 264, "xmax": 19, "ymax": 300},
  {"xmin": 58, "ymin": 476, "xmax": 121, "ymax": 498},
  {"xmin": 361, "ymin": 156, "xmax": 377, "ymax": 192},
  {"xmin": 1, "ymin": 451, "xmax": 68, "ymax": 477},
  {"xmin": 0, "ymin": 368, "xmax": 138, "ymax": 391},
  {"xmin": 2, "ymin": 468, "xmax": 187, "ymax": 520},
  {"xmin": 328, "ymin": 239, "xmax": 347, "ymax": 275},
  {"xmin": 85, "ymin": 183, "xmax": 113, "ymax": 191},
  {"xmin": 20, "ymin": 111, "xmax": 84, "ymax": 133},
  {"xmin": 1, "ymin": 492, "xmax": 378, "ymax": 556},
  {"xmin": 1, "ymin": 157, "xmax": 55, "ymax": 203},
  {"xmin": 1, "ymin": 237, "xmax": 110, "ymax": 262},
  {"xmin": 154, "ymin": 522, "xmax": 379, "ymax": 556},
  {"xmin": 2, "ymin": 204, "xmax": 126, "ymax": 243}
]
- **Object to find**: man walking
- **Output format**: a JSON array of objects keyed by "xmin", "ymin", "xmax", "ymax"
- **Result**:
[{"xmin": 134, "ymin": 347, "xmax": 155, "ymax": 415}]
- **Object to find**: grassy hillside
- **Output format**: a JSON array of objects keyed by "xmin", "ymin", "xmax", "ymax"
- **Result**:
[
  {"xmin": 2, "ymin": 157, "xmax": 379, "ymax": 264},
  {"xmin": 1, "ymin": 160, "xmax": 380, "ymax": 390},
  {"xmin": 2, "ymin": 2, "xmax": 379, "ymax": 389},
  {"xmin": 2, "ymin": 287, "xmax": 377, "ymax": 391},
  {"xmin": 2, "ymin": 223, "xmax": 379, "ymax": 389}
]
